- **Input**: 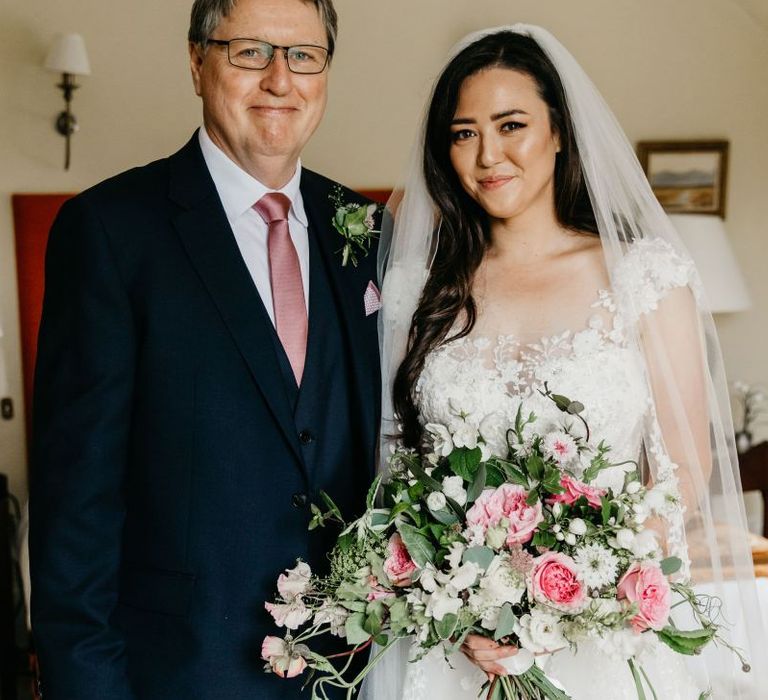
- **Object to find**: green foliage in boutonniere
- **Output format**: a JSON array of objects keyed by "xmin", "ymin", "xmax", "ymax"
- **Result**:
[{"xmin": 330, "ymin": 186, "xmax": 381, "ymax": 267}]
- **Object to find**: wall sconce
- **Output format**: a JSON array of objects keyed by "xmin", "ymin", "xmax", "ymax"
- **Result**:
[{"xmin": 44, "ymin": 33, "xmax": 91, "ymax": 170}]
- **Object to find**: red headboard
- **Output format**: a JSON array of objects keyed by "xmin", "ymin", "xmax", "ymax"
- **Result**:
[{"xmin": 11, "ymin": 193, "xmax": 75, "ymax": 443}]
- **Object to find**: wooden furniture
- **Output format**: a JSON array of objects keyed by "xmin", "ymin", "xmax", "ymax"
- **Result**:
[{"xmin": 738, "ymin": 441, "xmax": 768, "ymax": 536}]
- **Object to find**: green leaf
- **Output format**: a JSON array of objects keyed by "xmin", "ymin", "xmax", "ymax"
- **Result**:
[
  {"xmin": 493, "ymin": 603, "xmax": 518, "ymax": 641},
  {"xmin": 526, "ymin": 488, "xmax": 540, "ymax": 506},
  {"xmin": 407, "ymin": 457, "xmax": 443, "ymax": 491},
  {"xmin": 601, "ymin": 495, "xmax": 612, "ymax": 526},
  {"xmin": 388, "ymin": 501, "xmax": 412, "ymax": 523},
  {"xmin": 366, "ymin": 474, "xmax": 384, "ymax": 510},
  {"xmin": 462, "ymin": 546, "xmax": 495, "ymax": 571},
  {"xmin": 660, "ymin": 556, "xmax": 683, "ymax": 576},
  {"xmin": 449, "ymin": 447, "xmax": 482, "ymax": 481},
  {"xmin": 526, "ymin": 454, "xmax": 545, "ymax": 480},
  {"xmin": 485, "ymin": 463, "xmax": 507, "ymax": 487},
  {"xmin": 397, "ymin": 522, "xmax": 436, "ymax": 568},
  {"xmin": 344, "ymin": 612, "xmax": 371, "ymax": 645},
  {"xmin": 498, "ymin": 462, "xmax": 528, "ymax": 487},
  {"xmin": 429, "ymin": 507, "xmax": 458, "ymax": 525},
  {"xmin": 467, "ymin": 462, "xmax": 487, "ymax": 503},
  {"xmin": 656, "ymin": 626, "xmax": 716, "ymax": 655},
  {"xmin": 532, "ymin": 531, "xmax": 557, "ymax": 549},
  {"xmin": 433, "ymin": 613, "xmax": 458, "ymax": 640}
]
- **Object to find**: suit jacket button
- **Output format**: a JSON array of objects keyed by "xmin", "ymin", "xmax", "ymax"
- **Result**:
[
  {"xmin": 299, "ymin": 430, "xmax": 314, "ymax": 445},
  {"xmin": 292, "ymin": 493, "xmax": 308, "ymax": 508}
]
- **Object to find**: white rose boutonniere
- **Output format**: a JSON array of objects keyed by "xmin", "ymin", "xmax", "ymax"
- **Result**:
[{"xmin": 330, "ymin": 186, "xmax": 381, "ymax": 267}]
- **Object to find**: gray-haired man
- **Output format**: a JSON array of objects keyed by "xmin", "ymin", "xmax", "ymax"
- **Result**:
[{"xmin": 30, "ymin": 1, "xmax": 380, "ymax": 697}]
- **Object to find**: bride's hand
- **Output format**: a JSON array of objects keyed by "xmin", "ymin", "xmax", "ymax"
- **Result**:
[{"xmin": 460, "ymin": 634, "xmax": 518, "ymax": 680}]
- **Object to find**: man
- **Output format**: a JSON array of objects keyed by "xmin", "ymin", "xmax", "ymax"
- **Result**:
[{"xmin": 29, "ymin": 1, "xmax": 380, "ymax": 697}]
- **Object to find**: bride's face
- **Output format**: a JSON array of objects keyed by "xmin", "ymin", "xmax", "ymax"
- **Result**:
[{"xmin": 449, "ymin": 67, "xmax": 560, "ymax": 221}]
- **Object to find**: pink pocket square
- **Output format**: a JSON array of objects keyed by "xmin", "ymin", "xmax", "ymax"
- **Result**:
[{"xmin": 363, "ymin": 281, "xmax": 382, "ymax": 316}]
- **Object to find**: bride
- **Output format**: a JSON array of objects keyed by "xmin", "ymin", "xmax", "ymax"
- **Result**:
[{"xmin": 366, "ymin": 24, "xmax": 766, "ymax": 700}]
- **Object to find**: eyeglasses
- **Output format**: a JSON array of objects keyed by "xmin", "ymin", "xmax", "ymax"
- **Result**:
[{"xmin": 206, "ymin": 38, "xmax": 330, "ymax": 75}]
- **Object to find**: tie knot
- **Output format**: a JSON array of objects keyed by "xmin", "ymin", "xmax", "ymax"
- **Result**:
[{"xmin": 253, "ymin": 192, "xmax": 291, "ymax": 224}]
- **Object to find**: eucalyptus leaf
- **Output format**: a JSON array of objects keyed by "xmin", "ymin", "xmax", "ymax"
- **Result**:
[
  {"xmin": 344, "ymin": 612, "xmax": 371, "ymax": 645},
  {"xmin": 463, "ymin": 546, "xmax": 495, "ymax": 571},
  {"xmin": 660, "ymin": 556, "xmax": 683, "ymax": 576},
  {"xmin": 434, "ymin": 613, "xmax": 459, "ymax": 640},
  {"xmin": 493, "ymin": 603, "xmax": 518, "ymax": 641}
]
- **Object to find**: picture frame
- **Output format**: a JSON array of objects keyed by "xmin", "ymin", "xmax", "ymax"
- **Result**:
[{"xmin": 636, "ymin": 140, "xmax": 729, "ymax": 217}]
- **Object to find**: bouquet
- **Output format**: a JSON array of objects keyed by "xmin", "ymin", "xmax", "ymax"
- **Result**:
[{"xmin": 262, "ymin": 387, "xmax": 748, "ymax": 699}]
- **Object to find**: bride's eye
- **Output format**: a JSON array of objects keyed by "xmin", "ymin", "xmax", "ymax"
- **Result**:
[
  {"xmin": 450, "ymin": 129, "xmax": 475, "ymax": 143},
  {"xmin": 501, "ymin": 121, "xmax": 526, "ymax": 133}
]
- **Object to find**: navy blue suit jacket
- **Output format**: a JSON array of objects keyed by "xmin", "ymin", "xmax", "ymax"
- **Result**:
[{"xmin": 29, "ymin": 133, "xmax": 380, "ymax": 699}]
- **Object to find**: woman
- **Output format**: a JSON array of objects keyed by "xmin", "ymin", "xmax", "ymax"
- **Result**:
[{"xmin": 367, "ymin": 25, "xmax": 765, "ymax": 700}]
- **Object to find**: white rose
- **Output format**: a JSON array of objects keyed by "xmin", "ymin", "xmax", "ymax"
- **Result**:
[
  {"xmin": 427, "ymin": 491, "xmax": 447, "ymax": 511},
  {"xmin": 442, "ymin": 475, "xmax": 467, "ymax": 506},
  {"xmin": 515, "ymin": 609, "xmax": 567, "ymax": 654}
]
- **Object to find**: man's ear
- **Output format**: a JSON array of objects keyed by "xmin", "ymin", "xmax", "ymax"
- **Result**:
[{"xmin": 189, "ymin": 42, "xmax": 205, "ymax": 97}]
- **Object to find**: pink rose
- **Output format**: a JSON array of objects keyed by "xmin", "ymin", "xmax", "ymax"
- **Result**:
[
  {"xmin": 548, "ymin": 474, "xmax": 606, "ymax": 509},
  {"xmin": 617, "ymin": 561, "xmax": 671, "ymax": 633},
  {"xmin": 383, "ymin": 533, "xmax": 418, "ymax": 586},
  {"xmin": 530, "ymin": 551, "xmax": 587, "ymax": 612},
  {"xmin": 366, "ymin": 575, "xmax": 396, "ymax": 602},
  {"xmin": 261, "ymin": 636, "xmax": 308, "ymax": 678},
  {"xmin": 466, "ymin": 484, "xmax": 544, "ymax": 547}
]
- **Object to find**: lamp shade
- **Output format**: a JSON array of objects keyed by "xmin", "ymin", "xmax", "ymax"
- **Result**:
[
  {"xmin": 44, "ymin": 33, "xmax": 91, "ymax": 75},
  {"xmin": 669, "ymin": 214, "xmax": 751, "ymax": 313}
]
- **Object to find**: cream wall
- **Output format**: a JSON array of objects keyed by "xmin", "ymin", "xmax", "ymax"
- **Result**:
[{"xmin": 1, "ymin": 0, "xmax": 766, "ymax": 499}]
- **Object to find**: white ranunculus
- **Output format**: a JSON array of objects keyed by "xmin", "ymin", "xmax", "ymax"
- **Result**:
[
  {"xmin": 515, "ymin": 609, "xmax": 567, "ymax": 654},
  {"xmin": 442, "ymin": 475, "xmax": 467, "ymax": 506},
  {"xmin": 426, "ymin": 491, "xmax": 447, "ymax": 512},
  {"xmin": 276, "ymin": 561, "xmax": 312, "ymax": 601},
  {"xmin": 425, "ymin": 423, "xmax": 454, "ymax": 457},
  {"xmin": 452, "ymin": 421, "xmax": 480, "ymax": 450}
]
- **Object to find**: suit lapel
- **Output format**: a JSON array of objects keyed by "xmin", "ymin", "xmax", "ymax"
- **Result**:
[
  {"xmin": 300, "ymin": 171, "xmax": 381, "ymax": 455},
  {"xmin": 168, "ymin": 134, "xmax": 304, "ymax": 468}
]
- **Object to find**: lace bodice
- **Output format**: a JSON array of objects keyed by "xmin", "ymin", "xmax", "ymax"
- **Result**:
[{"xmin": 416, "ymin": 238, "xmax": 697, "ymax": 542}]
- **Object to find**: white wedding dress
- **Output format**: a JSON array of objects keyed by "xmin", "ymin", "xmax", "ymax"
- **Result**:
[{"xmin": 402, "ymin": 238, "xmax": 706, "ymax": 699}]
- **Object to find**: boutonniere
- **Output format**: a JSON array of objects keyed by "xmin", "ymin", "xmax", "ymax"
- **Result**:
[{"xmin": 330, "ymin": 186, "xmax": 381, "ymax": 267}]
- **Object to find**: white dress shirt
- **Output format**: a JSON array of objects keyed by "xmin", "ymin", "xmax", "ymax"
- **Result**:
[{"xmin": 198, "ymin": 126, "xmax": 310, "ymax": 326}]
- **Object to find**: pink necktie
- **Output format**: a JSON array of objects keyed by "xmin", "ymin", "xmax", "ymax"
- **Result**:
[{"xmin": 253, "ymin": 193, "xmax": 307, "ymax": 385}]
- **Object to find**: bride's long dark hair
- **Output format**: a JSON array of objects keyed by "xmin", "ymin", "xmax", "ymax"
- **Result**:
[{"xmin": 392, "ymin": 31, "xmax": 598, "ymax": 449}]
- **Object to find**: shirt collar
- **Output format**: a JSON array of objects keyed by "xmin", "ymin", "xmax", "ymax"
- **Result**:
[{"xmin": 198, "ymin": 126, "xmax": 308, "ymax": 228}]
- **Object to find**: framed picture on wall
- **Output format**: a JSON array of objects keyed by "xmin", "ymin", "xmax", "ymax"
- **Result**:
[{"xmin": 636, "ymin": 140, "xmax": 729, "ymax": 217}]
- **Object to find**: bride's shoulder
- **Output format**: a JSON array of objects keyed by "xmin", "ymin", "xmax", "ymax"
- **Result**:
[{"xmin": 611, "ymin": 237, "xmax": 698, "ymax": 315}]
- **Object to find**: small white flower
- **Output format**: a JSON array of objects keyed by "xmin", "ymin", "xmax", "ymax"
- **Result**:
[
  {"xmin": 625, "ymin": 481, "xmax": 642, "ymax": 495},
  {"xmin": 425, "ymin": 588, "xmax": 463, "ymax": 621},
  {"xmin": 564, "ymin": 533, "xmax": 577, "ymax": 546},
  {"xmin": 313, "ymin": 602, "xmax": 349, "ymax": 637},
  {"xmin": 424, "ymin": 423, "xmax": 454, "ymax": 457},
  {"xmin": 446, "ymin": 542, "xmax": 466, "ymax": 570},
  {"xmin": 568, "ymin": 518, "xmax": 587, "ymax": 536},
  {"xmin": 574, "ymin": 543, "xmax": 619, "ymax": 588},
  {"xmin": 452, "ymin": 421, "xmax": 480, "ymax": 450},
  {"xmin": 426, "ymin": 491, "xmax": 447, "ymax": 511},
  {"xmin": 448, "ymin": 562, "xmax": 480, "ymax": 592},
  {"xmin": 552, "ymin": 502, "xmax": 564, "ymax": 519},
  {"xmin": 442, "ymin": 475, "xmax": 467, "ymax": 506},
  {"xmin": 542, "ymin": 431, "xmax": 578, "ymax": 465}
]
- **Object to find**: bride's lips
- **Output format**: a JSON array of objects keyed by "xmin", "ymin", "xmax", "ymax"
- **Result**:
[{"xmin": 477, "ymin": 175, "xmax": 515, "ymax": 191}]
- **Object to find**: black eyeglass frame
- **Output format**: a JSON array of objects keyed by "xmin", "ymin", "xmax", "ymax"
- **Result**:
[{"xmin": 206, "ymin": 38, "xmax": 331, "ymax": 74}]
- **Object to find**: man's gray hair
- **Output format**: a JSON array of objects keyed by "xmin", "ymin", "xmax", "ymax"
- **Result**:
[{"xmin": 188, "ymin": 0, "xmax": 338, "ymax": 56}]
